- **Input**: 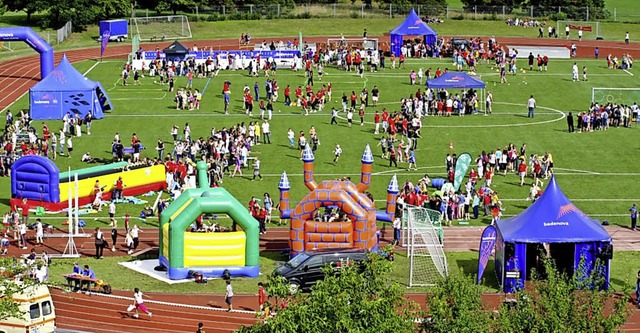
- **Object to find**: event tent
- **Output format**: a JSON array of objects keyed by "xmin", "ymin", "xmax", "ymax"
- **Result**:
[
  {"xmin": 163, "ymin": 41, "xmax": 190, "ymax": 61},
  {"xmin": 427, "ymin": 72, "xmax": 486, "ymax": 112},
  {"xmin": 389, "ymin": 8, "xmax": 438, "ymax": 57},
  {"xmin": 29, "ymin": 54, "xmax": 112, "ymax": 120},
  {"xmin": 488, "ymin": 175, "xmax": 612, "ymax": 293}
]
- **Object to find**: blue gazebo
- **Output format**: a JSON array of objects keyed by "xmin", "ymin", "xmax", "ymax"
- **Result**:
[
  {"xmin": 490, "ymin": 176, "xmax": 612, "ymax": 293},
  {"xmin": 389, "ymin": 8, "xmax": 438, "ymax": 57}
]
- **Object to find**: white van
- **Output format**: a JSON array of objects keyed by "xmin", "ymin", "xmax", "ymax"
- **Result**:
[{"xmin": 0, "ymin": 284, "xmax": 56, "ymax": 333}]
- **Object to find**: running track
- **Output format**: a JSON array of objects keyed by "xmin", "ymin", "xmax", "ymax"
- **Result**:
[{"xmin": 1, "ymin": 35, "xmax": 639, "ymax": 332}]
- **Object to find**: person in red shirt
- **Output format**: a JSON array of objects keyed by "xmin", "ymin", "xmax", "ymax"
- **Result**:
[
  {"xmin": 399, "ymin": 54, "xmax": 405, "ymax": 68},
  {"xmin": 113, "ymin": 177, "xmax": 125, "ymax": 201},
  {"xmin": 245, "ymin": 91, "xmax": 254, "ymax": 116},
  {"xmin": 374, "ymin": 110, "xmax": 381, "ymax": 134},
  {"xmin": 350, "ymin": 91, "xmax": 357, "ymax": 109},
  {"xmin": 358, "ymin": 108, "xmax": 365, "ymax": 126},
  {"xmin": 295, "ymin": 86, "xmax": 302, "ymax": 106},
  {"xmin": 20, "ymin": 198, "xmax": 29, "ymax": 225},
  {"xmin": 435, "ymin": 67, "xmax": 442, "ymax": 78},
  {"xmin": 469, "ymin": 168, "xmax": 478, "ymax": 186},
  {"xmin": 518, "ymin": 159, "xmax": 528, "ymax": 186},
  {"xmin": 284, "ymin": 85, "xmax": 291, "ymax": 106},
  {"xmin": 485, "ymin": 169, "xmax": 493, "ymax": 187}
]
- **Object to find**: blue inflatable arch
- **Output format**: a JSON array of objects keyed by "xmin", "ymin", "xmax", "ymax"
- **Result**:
[
  {"xmin": 11, "ymin": 155, "xmax": 60, "ymax": 203},
  {"xmin": 0, "ymin": 27, "xmax": 54, "ymax": 79}
]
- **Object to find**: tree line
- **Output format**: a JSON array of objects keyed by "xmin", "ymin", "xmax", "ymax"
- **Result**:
[{"xmin": 0, "ymin": 0, "xmax": 447, "ymax": 32}]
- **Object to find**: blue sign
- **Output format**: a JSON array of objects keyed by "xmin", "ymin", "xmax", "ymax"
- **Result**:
[{"xmin": 477, "ymin": 225, "xmax": 497, "ymax": 284}]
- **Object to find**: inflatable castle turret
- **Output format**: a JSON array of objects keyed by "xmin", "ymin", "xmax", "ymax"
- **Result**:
[
  {"xmin": 280, "ymin": 145, "xmax": 398, "ymax": 258},
  {"xmin": 278, "ymin": 171, "xmax": 291, "ymax": 219}
]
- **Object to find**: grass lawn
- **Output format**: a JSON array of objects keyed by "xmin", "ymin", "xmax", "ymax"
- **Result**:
[{"xmin": 45, "ymin": 250, "xmax": 636, "ymax": 294}]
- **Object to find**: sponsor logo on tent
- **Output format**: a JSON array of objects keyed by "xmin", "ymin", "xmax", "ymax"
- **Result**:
[
  {"xmin": 543, "ymin": 221, "xmax": 569, "ymax": 227},
  {"xmin": 557, "ymin": 203, "xmax": 585, "ymax": 218}
]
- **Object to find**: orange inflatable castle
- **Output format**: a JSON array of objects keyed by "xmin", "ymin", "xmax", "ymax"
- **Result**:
[{"xmin": 278, "ymin": 144, "xmax": 399, "ymax": 258}]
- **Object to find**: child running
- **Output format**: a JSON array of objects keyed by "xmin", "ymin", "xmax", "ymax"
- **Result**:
[
  {"xmin": 129, "ymin": 288, "xmax": 152, "ymax": 318},
  {"xmin": 333, "ymin": 144, "xmax": 342, "ymax": 164}
]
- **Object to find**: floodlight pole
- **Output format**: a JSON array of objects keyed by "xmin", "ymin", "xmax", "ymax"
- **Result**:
[
  {"xmin": 74, "ymin": 173, "xmax": 79, "ymax": 235},
  {"xmin": 62, "ymin": 170, "xmax": 79, "ymax": 257}
]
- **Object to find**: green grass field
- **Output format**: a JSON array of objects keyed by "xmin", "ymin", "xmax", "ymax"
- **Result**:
[{"xmin": 4, "ymin": 54, "xmax": 639, "ymax": 293}]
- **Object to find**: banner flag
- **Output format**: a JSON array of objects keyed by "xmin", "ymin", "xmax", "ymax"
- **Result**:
[
  {"xmin": 477, "ymin": 225, "xmax": 497, "ymax": 284},
  {"xmin": 101, "ymin": 30, "xmax": 110, "ymax": 57},
  {"xmin": 453, "ymin": 152, "xmax": 472, "ymax": 192}
]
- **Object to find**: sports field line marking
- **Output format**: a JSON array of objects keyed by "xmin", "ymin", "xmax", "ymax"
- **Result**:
[
  {"xmin": 201, "ymin": 75, "xmax": 213, "ymax": 95},
  {"xmin": 623, "ymin": 69, "xmax": 634, "ymax": 76},
  {"xmin": 334, "ymin": 101, "xmax": 565, "ymax": 128},
  {"xmin": 111, "ymin": 92, "xmax": 167, "ymax": 101},
  {"xmin": 108, "ymin": 78, "xmax": 122, "ymax": 91},
  {"xmin": 83, "ymin": 61, "xmax": 101, "ymax": 76}
]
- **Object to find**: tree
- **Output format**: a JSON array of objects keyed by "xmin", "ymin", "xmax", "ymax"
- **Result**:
[
  {"xmin": 238, "ymin": 252, "xmax": 421, "ymax": 333},
  {"xmin": 423, "ymin": 256, "xmax": 631, "ymax": 333},
  {"xmin": 421, "ymin": 273, "xmax": 491, "ymax": 332},
  {"xmin": 2, "ymin": 0, "xmax": 43, "ymax": 23},
  {"xmin": 0, "ymin": 258, "xmax": 40, "ymax": 321},
  {"xmin": 494, "ymin": 257, "xmax": 630, "ymax": 332}
]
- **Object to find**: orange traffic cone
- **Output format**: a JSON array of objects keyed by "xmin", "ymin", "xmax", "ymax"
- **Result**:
[{"xmin": 449, "ymin": 140, "xmax": 454, "ymax": 150}]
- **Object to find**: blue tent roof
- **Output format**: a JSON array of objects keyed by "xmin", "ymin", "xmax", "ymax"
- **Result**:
[
  {"xmin": 31, "ymin": 54, "xmax": 97, "ymax": 91},
  {"xmin": 390, "ymin": 8, "xmax": 437, "ymax": 36},
  {"xmin": 427, "ymin": 71, "xmax": 486, "ymax": 89},
  {"xmin": 496, "ymin": 175, "xmax": 611, "ymax": 243}
]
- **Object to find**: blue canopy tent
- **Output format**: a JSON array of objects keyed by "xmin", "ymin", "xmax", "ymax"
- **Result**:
[
  {"xmin": 389, "ymin": 8, "xmax": 438, "ymax": 57},
  {"xmin": 427, "ymin": 72, "xmax": 486, "ymax": 112},
  {"xmin": 29, "ymin": 54, "xmax": 112, "ymax": 120},
  {"xmin": 488, "ymin": 175, "xmax": 611, "ymax": 293}
]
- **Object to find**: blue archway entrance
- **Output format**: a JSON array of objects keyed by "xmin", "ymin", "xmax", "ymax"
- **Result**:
[{"xmin": 0, "ymin": 27, "xmax": 54, "ymax": 79}]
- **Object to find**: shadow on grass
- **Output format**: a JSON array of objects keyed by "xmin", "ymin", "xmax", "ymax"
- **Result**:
[{"xmin": 456, "ymin": 258, "xmax": 500, "ymax": 290}]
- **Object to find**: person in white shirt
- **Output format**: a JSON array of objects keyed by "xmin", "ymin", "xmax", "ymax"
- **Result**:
[
  {"xmin": 261, "ymin": 120, "xmax": 271, "ymax": 144},
  {"xmin": 287, "ymin": 128, "xmax": 295, "ymax": 148},
  {"xmin": 35, "ymin": 218, "xmax": 44, "ymax": 246},
  {"xmin": 527, "ymin": 95, "xmax": 536, "ymax": 118},
  {"xmin": 225, "ymin": 280, "xmax": 234, "ymax": 312},
  {"xmin": 572, "ymin": 62, "xmax": 579, "ymax": 81},
  {"xmin": 333, "ymin": 144, "xmax": 342, "ymax": 164},
  {"xmin": 130, "ymin": 288, "xmax": 152, "ymax": 318}
]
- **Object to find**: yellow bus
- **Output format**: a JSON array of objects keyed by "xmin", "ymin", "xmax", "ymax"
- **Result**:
[{"xmin": 0, "ymin": 284, "xmax": 56, "ymax": 333}]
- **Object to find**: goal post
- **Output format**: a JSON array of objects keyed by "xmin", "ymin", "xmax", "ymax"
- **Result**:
[
  {"xmin": 130, "ymin": 15, "xmax": 192, "ymax": 42},
  {"xmin": 592, "ymin": 87, "xmax": 640, "ymax": 106},
  {"xmin": 557, "ymin": 20, "xmax": 601, "ymax": 39},
  {"xmin": 404, "ymin": 205, "xmax": 448, "ymax": 287}
]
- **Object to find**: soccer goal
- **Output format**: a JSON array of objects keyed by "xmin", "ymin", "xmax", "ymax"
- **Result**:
[
  {"xmin": 592, "ymin": 87, "xmax": 640, "ymax": 106},
  {"xmin": 130, "ymin": 15, "xmax": 192, "ymax": 41},
  {"xmin": 557, "ymin": 20, "xmax": 601, "ymax": 39},
  {"xmin": 404, "ymin": 205, "xmax": 448, "ymax": 287}
]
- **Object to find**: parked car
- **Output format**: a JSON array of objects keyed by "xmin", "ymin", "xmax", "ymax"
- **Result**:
[{"xmin": 273, "ymin": 248, "xmax": 369, "ymax": 292}]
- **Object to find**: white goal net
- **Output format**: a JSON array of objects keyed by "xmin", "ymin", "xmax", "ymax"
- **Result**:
[
  {"xmin": 557, "ymin": 20, "xmax": 601, "ymax": 39},
  {"xmin": 130, "ymin": 15, "xmax": 192, "ymax": 41},
  {"xmin": 404, "ymin": 205, "xmax": 448, "ymax": 287},
  {"xmin": 592, "ymin": 88, "xmax": 640, "ymax": 106}
]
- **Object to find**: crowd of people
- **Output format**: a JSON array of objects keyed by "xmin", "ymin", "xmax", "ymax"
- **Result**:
[
  {"xmin": 391, "ymin": 143, "xmax": 555, "ymax": 226},
  {"xmin": 567, "ymin": 102, "xmax": 639, "ymax": 133}
]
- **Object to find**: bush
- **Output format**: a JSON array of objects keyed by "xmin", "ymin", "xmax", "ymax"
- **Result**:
[
  {"xmin": 349, "ymin": 11, "xmax": 359, "ymax": 19},
  {"xmin": 297, "ymin": 12, "xmax": 311, "ymax": 19},
  {"xmin": 452, "ymin": 14, "xmax": 465, "ymax": 20},
  {"xmin": 206, "ymin": 13, "xmax": 225, "ymax": 22},
  {"xmin": 549, "ymin": 12, "xmax": 567, "ymax": 21}
]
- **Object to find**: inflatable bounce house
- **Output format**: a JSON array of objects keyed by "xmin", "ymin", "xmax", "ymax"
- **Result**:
[
  {"xmin": 10, "ymin": 155, "xmax": 166, "ymax": 211},
  {"xmin": 159, "ymin": 161, "xmax": 260, "ymax": 279},
  {"xmin": 279, "ymin": 145, "xmax": 399, "ymax": 258}
]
